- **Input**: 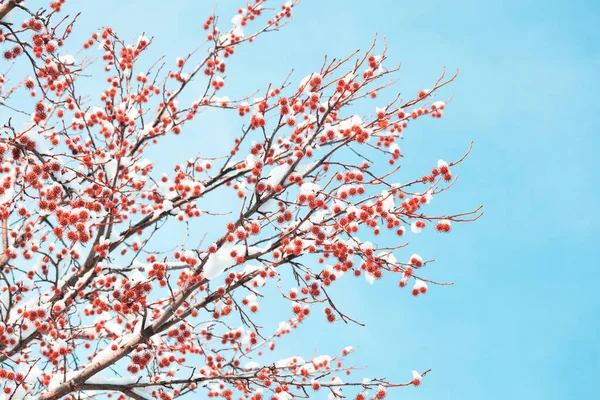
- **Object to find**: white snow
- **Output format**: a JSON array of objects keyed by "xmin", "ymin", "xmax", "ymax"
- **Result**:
[
  {"xmin": 59, "ymin": 54, "xmax": 76, "ymax": 65},
  {"xmin": 411, "ymin": 221, "xmax": 423, "ymax": 233},
  {"xmin": 432, "ymin": 101, "xmax": 445, "ymax": 110}
]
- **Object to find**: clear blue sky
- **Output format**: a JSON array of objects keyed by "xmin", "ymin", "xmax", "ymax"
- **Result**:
[{"xmin": 55, "ymin": 0, "xmax": 600, "ymax": 398}]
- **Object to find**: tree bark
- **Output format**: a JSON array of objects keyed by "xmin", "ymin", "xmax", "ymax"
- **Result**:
[{"xmin": 0, "ymin": 0, "xmax": 22, "ymax": 20}]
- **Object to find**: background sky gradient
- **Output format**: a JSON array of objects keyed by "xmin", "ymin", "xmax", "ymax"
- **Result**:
[{"xmin": 49, "ymin": 0, "xmax": 600, "ymax": 398}]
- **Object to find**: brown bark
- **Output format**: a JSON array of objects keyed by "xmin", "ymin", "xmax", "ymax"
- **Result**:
[
  {"xmin": 0, "ymin": 0, "xmax": 21, "ymax": 20},
  {"xmin": 0, "ymin": 1, "xmax": 22, "ymax": 21}
]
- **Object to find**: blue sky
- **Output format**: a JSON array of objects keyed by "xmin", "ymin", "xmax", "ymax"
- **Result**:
[{"xmin": 46, "ymin": 0, "xmax": 600, "ymax": 398}]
